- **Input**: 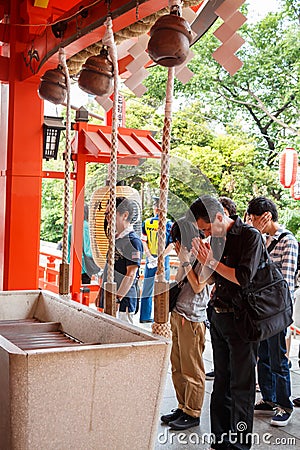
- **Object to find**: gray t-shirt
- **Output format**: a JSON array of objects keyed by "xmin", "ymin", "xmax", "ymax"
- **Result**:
[{"xmin": 173, "ymin": 261, "xmax": 209, "ymax": 322}]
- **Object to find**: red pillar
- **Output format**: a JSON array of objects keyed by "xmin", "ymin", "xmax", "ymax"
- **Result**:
[
  {"xmin": 70, "ymin": 121, "xmax": 89, "ymax": 299},
  {"xmin": 0, "ymin": 76, "xmax": 43, "ymax": 290}
]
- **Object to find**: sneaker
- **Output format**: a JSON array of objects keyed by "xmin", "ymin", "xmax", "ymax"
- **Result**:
[
  {"xmin": 293, "ymin": 397, "xmax": 300, "ymax": 407},
  {"xmin": 270, "ymin": 407, "xmax": 292, "ymax": 426},
  {"xmin": 169, "ymin": 412, "xmax": 200, "ymax": 430},
  {"xmin": 161, "ymin": 408, "xmax": 183, "ymax": 424},
  {"xmin": 205, "ymin": 370, "xmax": 215, "ymax": 380},
  {"xmin": 254, "ymin": 399, "xmax": 275, "ymax": 413}
]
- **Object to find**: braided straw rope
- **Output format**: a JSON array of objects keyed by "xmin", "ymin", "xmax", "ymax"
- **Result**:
[
  {"xmin": 102, "ymin": 17, "xmax": 119, "ymax": 284},
  {"xmin": 152, "ymin": 0, "xmax": 182, "ymax": 339},
  {"xmin": 59, "ymin": 48, "xmax": 72, "ymax": 265},
  {"xmin": 152, "ymin": 322, "xmax": 171, "ymax": 339},
  {"xmin": 67, "ymin": 0, "xmax": 200, "ymax": 75},
  {"xmin": 156, "ymin": 66, "xmax": 175, "ymax": 281},
  {"xmin": 152, "ymin": 67, "xmax": 174, "ymax": 340}
]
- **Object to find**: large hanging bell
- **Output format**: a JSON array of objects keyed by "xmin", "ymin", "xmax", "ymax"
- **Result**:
[
  {"xmin": 147, "ymin": 10, "xmax": 192, "ymax": 67},
  {"xmin": 38, "ymin": 65, "xmax": 67, "ymax": 104},
  {"xmin": 78, "ymin": 47, "xmax": 114, "ymax": 96}
]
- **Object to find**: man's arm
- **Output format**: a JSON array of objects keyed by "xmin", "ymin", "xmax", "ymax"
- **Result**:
[
  {"xmin": 192, "ymin": 238, "xmax": 240, "ymax": 285},
  {"xmin": 142, "ymin": 239, "xmax": 152, "ymax": 258},
  {"xmin": 174, "ymin": 241, "xmax": 207, "ymax": 293},
  {"xmin": 163, "ymin": 242, "xmax": 173, "ymax": 257},
  {"xmin": 116, "ymin": 265, "xmax": 139, "ymax": 299}
]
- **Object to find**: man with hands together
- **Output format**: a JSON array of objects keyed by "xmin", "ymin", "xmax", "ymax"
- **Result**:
[{"xmin": 186, "ymin": 195, "xmax": 263, "ymax": 450}]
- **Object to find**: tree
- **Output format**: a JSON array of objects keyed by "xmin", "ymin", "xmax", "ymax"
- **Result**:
[{"xmin": 143, "ymin": 0, "xmax": 300, "ymax": 166}]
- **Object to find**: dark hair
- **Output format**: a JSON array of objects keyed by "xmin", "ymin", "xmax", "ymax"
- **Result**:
[
  {"xmin": 171, "ymin": 217, "xmax": 202, "ymax": 251},
  {"xmin": 116, "ymin": 197, "xmax": 134, "ymax": 222},
  {"xmin": 219, "ymin": 196, "xmax": 236, "ymax": 216},
  {"xmin": 104, "ymin": 197, "xmax": 135, "ymax": 237},
  {"xmin": 247, "ymin": 196, "xmax": 278, "ymax": 222},
  {"xmin": 186, "ymin": 195, "xmax": 224, "ymax": 224}
]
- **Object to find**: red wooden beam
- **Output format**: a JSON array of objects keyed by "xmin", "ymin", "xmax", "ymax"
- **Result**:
[
  {"xmin": 21, "ymin": 0, "xmax": 168, "ymax": 79},
  {"xmin": 0, "ymin": 55, "xmax": 9, "ymax": 81}
]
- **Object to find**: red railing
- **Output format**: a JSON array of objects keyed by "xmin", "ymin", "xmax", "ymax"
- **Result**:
[{"xmin": 39, "ymin": 248, "xmax": 179, "ymax": 306}]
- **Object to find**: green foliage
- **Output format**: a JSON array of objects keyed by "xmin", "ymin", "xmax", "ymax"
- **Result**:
[
  {"xmin": 40, "ymin": 1, "xmax": 300, "ymax": 243},
  {"xmin": 40, "ymin": 178, "xmax": 65, "ymax": 243},
  {"xmin": 285, "ymin": 210, "xmax": 300, "ymax": 240}
]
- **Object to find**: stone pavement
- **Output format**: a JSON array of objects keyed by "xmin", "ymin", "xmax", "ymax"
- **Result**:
[{"xmin": 135, "ymin": 319, "xmax": 300, "ymax": 450}]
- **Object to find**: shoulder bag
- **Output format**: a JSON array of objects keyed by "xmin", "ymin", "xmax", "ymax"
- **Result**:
[
  {"xmin": 233, "ymin": 237, "xmax": 293, "ymax": 342},
  {"xmin": 169, "ymin": 261, "xmax": 197, "ymax": 312}
]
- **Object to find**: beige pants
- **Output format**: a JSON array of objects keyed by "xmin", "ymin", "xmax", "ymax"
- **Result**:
[{"xmin": 170, "ymin": 311, "xmax": 206, "ymax": 418}]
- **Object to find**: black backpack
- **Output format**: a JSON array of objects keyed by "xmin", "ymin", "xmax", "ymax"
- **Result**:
[{"xmin": 233, "ymin": 236, "xmax": 293, "ymax": 342}]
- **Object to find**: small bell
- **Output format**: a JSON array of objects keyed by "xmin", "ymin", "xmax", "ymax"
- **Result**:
[
  {"xmin": 38, "ymin": 65, "xmax": 67, "ymax": 104},
  {"xmin": 147, "ymin": 8, "xmax": 192, "ymax": 67},
  {"xmin": 78, "ymin": 47, "xmax": 114, "ymax": 96}
]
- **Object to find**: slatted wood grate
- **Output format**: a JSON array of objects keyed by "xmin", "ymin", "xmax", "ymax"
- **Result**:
[{"xmin": 0, "ymin": 319, "xmax": 84, "ymax": 350}]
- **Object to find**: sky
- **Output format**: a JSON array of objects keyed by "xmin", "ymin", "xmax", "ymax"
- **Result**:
[{"xmin": 247, "ymin": 0, "xmax": 281, "ymax": 23}]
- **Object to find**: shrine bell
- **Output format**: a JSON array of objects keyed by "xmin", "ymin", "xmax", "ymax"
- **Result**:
[
  {"xmin": 147, "ymin": 8, "xmax": 192, "ymax": 67},
  {"xmin": 38, "ymin": 65, "xmax": 67, "ymax": 105},
  {"xmin": 78, "ymin": 47, "xmax": 114, "ymax": 97}
]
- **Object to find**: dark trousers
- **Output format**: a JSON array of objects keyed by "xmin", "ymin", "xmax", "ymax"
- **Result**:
[
  {"xmin": 257, "ymin": 330, "xmax": 293, "ymax": 412},
  {"xmin": 210, "ymin": 310, "xmax": 258, "ymax": 450}
]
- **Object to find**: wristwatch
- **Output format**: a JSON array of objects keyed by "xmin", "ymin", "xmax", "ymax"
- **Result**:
[
  {"xmin": 182, "ymin": 261, "xmax": 191, "ymax": 268},
  {"xmin": 208, "ymin": 259, "xmax": 217, "ymax": 270}
]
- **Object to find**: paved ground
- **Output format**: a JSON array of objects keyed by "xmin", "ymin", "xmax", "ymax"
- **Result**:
[{"xmin": 135, "ymin": 319, "xmax": 300, "ymax": 450}]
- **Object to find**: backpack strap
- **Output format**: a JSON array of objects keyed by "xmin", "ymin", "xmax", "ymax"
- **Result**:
[{"xmin": 267, "ymin": 231, "xmax": 291, "ymax": 254}]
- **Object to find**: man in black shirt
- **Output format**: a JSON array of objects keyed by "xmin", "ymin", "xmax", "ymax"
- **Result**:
[{"xmin": 187, "ymin": 195, "xmax": 263, "ymax": 450}]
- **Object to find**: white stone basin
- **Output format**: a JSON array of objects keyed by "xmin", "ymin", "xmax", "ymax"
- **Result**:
[{"xmin": 0, "ymin": 290, "xmax": 170, "ymax": 450}]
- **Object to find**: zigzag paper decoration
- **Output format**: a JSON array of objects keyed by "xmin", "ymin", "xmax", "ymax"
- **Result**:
[{"xmin": 212, "ymin": 0, "xmax": 247, "ymax": 76}]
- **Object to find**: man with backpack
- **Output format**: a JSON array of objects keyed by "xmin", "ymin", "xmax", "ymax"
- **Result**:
[
  {"xmin": 247, "ymin": 196, "xmax": 298, "ymax": 426},
  {"xmin": 188, "ymin": 195, "xmax": 264, "ymax": 450}
]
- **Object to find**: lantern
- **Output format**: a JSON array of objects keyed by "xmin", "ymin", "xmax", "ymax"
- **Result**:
[
  {"xmin": 38, "ymin": 65, "xmax": 67, "ymax": 104},
  {"xmin": 147, "ymin": 6, "xmax": 192, "ymax": 67},
  {"xmin": 291, "ymin": 167, "xmax": 300, "ymax": 200},
  {"xmin": 279, "ymin": 147, "xmax": 298, "ymax": 188},
  {"xmin": 43, "ymin": 116, "xmax": 65, "ymax": 160},
  {"xmin": 78, "ymin": 47, "xmax": 114, "ymax": 97}
]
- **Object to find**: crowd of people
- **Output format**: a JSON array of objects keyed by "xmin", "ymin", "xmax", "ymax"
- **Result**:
[{"xmin": 74, "ymin": 194, "xmax": 299, "ymax": 450}]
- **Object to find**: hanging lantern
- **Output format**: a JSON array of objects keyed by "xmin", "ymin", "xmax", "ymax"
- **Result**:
[
  {"xmin": 291, "ymin": 166, "xmax": 300, "ymax": 200},
  {"xmin": 279, "ymin": 147, "xmax": 298, "ymax": 188},
  {"xmin": 78, "ymin": 47, "xmax": 114, "ymax": 96},
  {"xmin": 89, "ymin": 185, "xmax": 142, "ymax": 269},
  {"xmin": 38, "ymin": 65, "xmax": 67, "ymax": 104},
  {"xmin": 147, "ymin": 6, "xmax": 192, "ymax": 67}
]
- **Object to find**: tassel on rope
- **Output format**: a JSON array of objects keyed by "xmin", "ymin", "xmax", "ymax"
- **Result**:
[
  {"xmin": 58, "ymin": 47, "xmax": 72, "ymax": 296},
  {"xmin": 102, "ymin": 16, "xmax": 119, "ymax": 317}
]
